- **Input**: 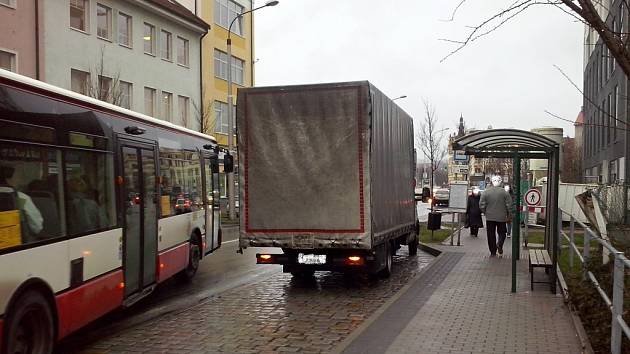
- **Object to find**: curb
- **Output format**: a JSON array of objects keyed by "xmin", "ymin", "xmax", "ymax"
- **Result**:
[
  {"xmin": 556, "ymin": 265, "xmax": 595, "ymax": 354},
  {"xmin": 419, "ymin": 242, "xmax": 442, "ymax": 257},
  {"xmin": 331, "ymin": 245, "xmax": 443, "ymax": 354}
]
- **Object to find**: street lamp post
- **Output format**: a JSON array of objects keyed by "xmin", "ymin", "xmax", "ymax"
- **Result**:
[
  {"xmin": 226, "ymin": 0, "xmax": 278, "ymax": 220},
  {"xmin": 429, "ymin": 127, "xmax": 449, "ymax": 213},
  {"xmin": 392, "ymin": 95, "xmax": 407, "ymax": 101}
]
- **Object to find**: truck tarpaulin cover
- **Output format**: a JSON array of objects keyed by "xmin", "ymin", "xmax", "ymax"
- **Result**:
[{"xmin": 237, "ymin": 81, "xmax": 415, "ymax": 250}]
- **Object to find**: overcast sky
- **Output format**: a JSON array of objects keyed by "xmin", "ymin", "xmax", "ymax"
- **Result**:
[{"xmin": 253, "ymin": 0, "xmax": 584, "ymax": 138}]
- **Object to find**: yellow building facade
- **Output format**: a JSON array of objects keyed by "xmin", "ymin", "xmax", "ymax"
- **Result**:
[{"xmin": 198, "ymin": 0, "xmax": 254, "ymax": 147}]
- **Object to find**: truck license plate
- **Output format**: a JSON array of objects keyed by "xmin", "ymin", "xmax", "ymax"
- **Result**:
[{"xmin": 298, "ymin": 253, "xmax": 326, "ymax": 265}]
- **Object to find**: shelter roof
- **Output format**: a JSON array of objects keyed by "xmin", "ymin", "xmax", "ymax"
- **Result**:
[{"xmin": 452, "ymin": 129, "xmax": 559, "ymax": 154}]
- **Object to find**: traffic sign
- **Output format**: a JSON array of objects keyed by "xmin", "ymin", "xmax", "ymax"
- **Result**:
[{"xmin": 524, "ymin": 188, "xmax": 541, "ymax": 206}]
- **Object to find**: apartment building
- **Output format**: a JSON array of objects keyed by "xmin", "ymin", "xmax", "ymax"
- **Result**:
[
  {"xmin": 582, "ymin": 0, "xmax": 629, "ymax": 183},
  {"xmin": 0, "ymin": 0, "xmax": 39, "ymax": 78},
  {"xmin": 180, "ymin": 0, "xmax": 254, "ymax": 147},
  {"xmin": 0, "ymin": 0, "xmax": 209, "ymax": 131}
]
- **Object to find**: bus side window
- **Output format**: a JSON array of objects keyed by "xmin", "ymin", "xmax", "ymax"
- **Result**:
[
  {"xmin": 0, "ymin": 144, "xmax": 65, "ymax": 249},
  {"xmin": 64, "ymin": 150, "xmax": 116, "ymax": 235}
]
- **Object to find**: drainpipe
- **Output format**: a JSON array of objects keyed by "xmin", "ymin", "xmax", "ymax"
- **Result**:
[
  {"xmin": 199, "ymin": 29, "xmax": 208, "ymax": 133},
  {"xmin": 35, "ymin": 0, "xmax": 40, "ymax": 79},
  {"xmin": 250, "ymin": 0, "xmax": 254, "ymax": 86}
]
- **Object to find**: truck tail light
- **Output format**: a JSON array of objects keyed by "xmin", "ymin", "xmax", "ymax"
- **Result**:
[
  {"xmin": 258, "ymin": 254, "xmax": 274, "ymax": 264},
  {"xmin": 345, "ymin": 256, "xmax": 364, "ymax": 265}
]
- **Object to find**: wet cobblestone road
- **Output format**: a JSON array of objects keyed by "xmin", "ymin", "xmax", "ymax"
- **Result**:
[{"xmin": 69, "ymin": 248, "xmax": 433, "ymax": 354}]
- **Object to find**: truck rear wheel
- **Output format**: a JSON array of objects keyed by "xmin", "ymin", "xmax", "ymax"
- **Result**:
[
  {"xmin": 379, "ymin": 243, "xmax": 393, "ymax": 278},
  {"xmin": 408, "ymin": 234, "xmax": 419, "ymax": 256},
  {"xmin": 3, "ymin": 290, "xmax": 55, "ymax": 354}
]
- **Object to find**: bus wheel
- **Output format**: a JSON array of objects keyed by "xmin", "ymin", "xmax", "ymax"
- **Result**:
[
  {"xmin": 4, "ymin": 290, "xmax": 54, "ymax": 354},
  {"xmin": 176, "ymin": 240, "xmax": 201, "ymax": 283}
]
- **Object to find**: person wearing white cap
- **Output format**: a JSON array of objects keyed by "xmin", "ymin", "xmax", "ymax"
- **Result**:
[{"xmin": 479, "ymin": 175, "xmax": 512, "ymax": 256}]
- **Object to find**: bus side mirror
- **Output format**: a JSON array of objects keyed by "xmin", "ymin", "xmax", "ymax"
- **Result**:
[
  {"xmin": 224, "ymin": 153, "xmax": 234, "ymax": 173},
  {"xmin": 210, "ymin": 156, "xmax": 220, "ymax": 173}
]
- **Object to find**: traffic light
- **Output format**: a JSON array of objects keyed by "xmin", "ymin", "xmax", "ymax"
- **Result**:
[{"xmin": 224, "ymin": 152, "xmax": 234, "ymax": 173}]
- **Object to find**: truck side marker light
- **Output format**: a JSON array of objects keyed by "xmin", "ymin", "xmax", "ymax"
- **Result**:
[
  {"xmin": 348, "ymin": 256, "xmax": 361, "ymax": 262},
  {"xmin": 260, "ymin": 254, "xmax": 272, "ymax": 260},
  {"xmin": 160, "ymin": 263, "xmax": 165, "ymax": 269},
  {"xmin": 117, "ymin": 282, "xmax": 125, "ymax": 289}
]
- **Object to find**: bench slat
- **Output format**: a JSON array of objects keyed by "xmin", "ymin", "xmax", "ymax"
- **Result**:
[
  {"xmin": 541, "ymin": 250, "xmax": 552, "ymax": 265},
  {"xmin": 529, "ymin": 249, "xmax": 552, "ymax": 266}
]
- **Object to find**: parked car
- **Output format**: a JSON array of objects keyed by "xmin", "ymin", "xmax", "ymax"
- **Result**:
[{"xmin": 433, "ymin": 188, "xmax": 450, "ymax": 207}]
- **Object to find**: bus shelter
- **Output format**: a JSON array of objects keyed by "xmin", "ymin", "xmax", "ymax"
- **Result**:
[{"xmin": 452, "ymin": 129, "xmax": 561, "ymax": 293}]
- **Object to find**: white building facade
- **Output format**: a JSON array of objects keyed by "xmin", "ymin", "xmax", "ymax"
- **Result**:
[{"xmin": 39, "ymin": 0, "xmax": 208, "ymax": 131}]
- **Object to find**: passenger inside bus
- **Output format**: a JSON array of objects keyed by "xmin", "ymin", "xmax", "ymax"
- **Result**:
[
  {"xmin": 26, "ymin": 179, "xmax": 62, "ymax": 237},
  {"xmin": 67, "ymin": 176, "xmax": 108, "ymax": 234},
  {"xmin": 0, "ymin": 164, "xmax": 44, "ymax": 242}
]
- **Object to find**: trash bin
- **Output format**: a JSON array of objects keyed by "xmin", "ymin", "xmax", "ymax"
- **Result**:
[{"xmin": 427, "ymin": 212, "xmax": 442, "ymax": 230}]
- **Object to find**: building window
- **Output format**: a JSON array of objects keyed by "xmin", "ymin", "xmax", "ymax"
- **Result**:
[
  {"xmin": 0, "ymin": 0, "xmax": 16, "ymax": 8},
  {"xmin": 70, "ymin": 0, "xmax": 88, "ymax": 32},
  {"xmin": 232, "ymin": 57, "xmax": 244, "ymax": 85},
  {"xmin": 214, "ymin": 0, "xmax": 244, "ymax": 36},
  {"xmin": 162, "ymin": 91, "xmax": 172, "ymax": 122},
  {"xmin": 599, "ymin": 100, "xmax": 607, "ymax": 148},
  {"xmin": 118, "ymin": 12, "xmax": 132, "ymax": 47},
  {"xmin": 161, "ymin": 30, "xmax": 172, "ymax": 61},
  {"xmin": 97, "ymin": 75, "xmax": 112, "ymax": 102},
  {"xmin": 96, "ymin": 4, "xmax": 112, "ymax": 40},
  {"xmin": 214, "ymin": 101, "xmax": 235, "ymax": 134},
  {"xmin": 178, "ymin": 95, "xmax": 189, "ymax": 128},
  {"xmin": 144, "ymin": 23, "xmax": 156, "ymax": 55},
  {"xmin": 213, "ymin": 49, "xmax": 244, "ymax": 84},
  {"xmin": 613, "ymin": 85, "xmax": 618, "ymax": 141},
  {"xmin": 144, "ymin": 87, "xmax": 156, "ymax": 116},
  {"xmin": 176, "ymin": 37, "xmax": 189, "ymax": 66},
  {"xmin": 120, "ymin": 81, "xmax": 132, "ymax": 109},
  {"xmin": 610, "ymin": 159, "xmax": 618, "ymax": 183},
  {"xmin": 71, "ymin": 69, "xmax": 90, "ymax": 95},
  {"xmin": 214, "ymin": 49, "xmax": 228, "ymax": 80},
  {"xmin": 607, "ymin": 94, "xmax": 611, "ymax": 144},
  {"xmin": 0, "ymin": 50, "xmax": 16, "ymax": 72}
]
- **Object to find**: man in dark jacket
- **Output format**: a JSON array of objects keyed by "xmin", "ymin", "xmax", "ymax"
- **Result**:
[
  {"xmin": 479, "ymin": 176, "xmax": 512, "ymax": 256},
  {"xmin": 466, "ymin": 188, "xmax": 483, "ymax": 236}
]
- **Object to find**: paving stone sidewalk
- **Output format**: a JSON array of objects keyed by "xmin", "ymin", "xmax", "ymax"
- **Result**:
[{"xmin": 342, "ymin": 227, "xmax": 585, "ymax": 354}]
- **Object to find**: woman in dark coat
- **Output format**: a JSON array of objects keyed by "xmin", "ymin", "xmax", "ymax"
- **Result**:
[{"xmin": 466, "ymin": 188, "xmax": 484, "ymax": 236}]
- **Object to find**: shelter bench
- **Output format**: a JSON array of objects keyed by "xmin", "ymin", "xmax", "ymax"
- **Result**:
[{"xmin": 529, "ymin": 249, "xmax": 553, "ymax": 292}]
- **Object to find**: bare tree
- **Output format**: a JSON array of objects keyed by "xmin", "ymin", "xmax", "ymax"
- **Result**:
[
  {"xmin": 561, "ymin": 136, "xmax": 583, "ymax": 182},
  {"xmin": 85, "ymin": 47, "xmax": 124, "ymax": 106},
  {"xmin": 416, "ymin": 100, "xmax": 448, "ymax": 207},
  {"xmin": 442, "ymin": 1, "xmax": 630, "ymax": 78},
  {"xmin": 193, "ymin": 99, "xmax": 217, "ymax": 134}
]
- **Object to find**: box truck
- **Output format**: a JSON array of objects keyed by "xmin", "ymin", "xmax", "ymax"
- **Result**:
[{"xmin": 237, "ymin": 81, "xmax": 419, "ymax": 277}]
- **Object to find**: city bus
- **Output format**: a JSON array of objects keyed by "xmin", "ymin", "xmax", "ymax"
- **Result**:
[{"xmin": 0, "ymin": 69, "xmax": 222, "ymax": 354}]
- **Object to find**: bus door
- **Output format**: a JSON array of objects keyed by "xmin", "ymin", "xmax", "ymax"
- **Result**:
[
  {"xmin": 204, "ymin": 155, "xmax": 221, "ymax": 253},
  {"xmin": 119, "ymin": 140, "xmax": 158, "ymax": 300}
]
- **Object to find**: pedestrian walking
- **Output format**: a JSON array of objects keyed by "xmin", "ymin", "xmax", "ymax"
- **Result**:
[
  {"xmin": 504, "ymin": 185, "xmax": 515, "ymax": 238},
  {"xmin": 479, "ymin": 176, "xmax": 512, "ymax": 257},
  {"xmin": 465, "ymin": 187, "xmax": 483, "ymax": 237}
]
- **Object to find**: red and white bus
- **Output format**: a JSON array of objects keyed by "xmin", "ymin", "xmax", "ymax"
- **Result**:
[{"xmin": 0, "ymin": 69, "xmax": 222, "ymax": 354}]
